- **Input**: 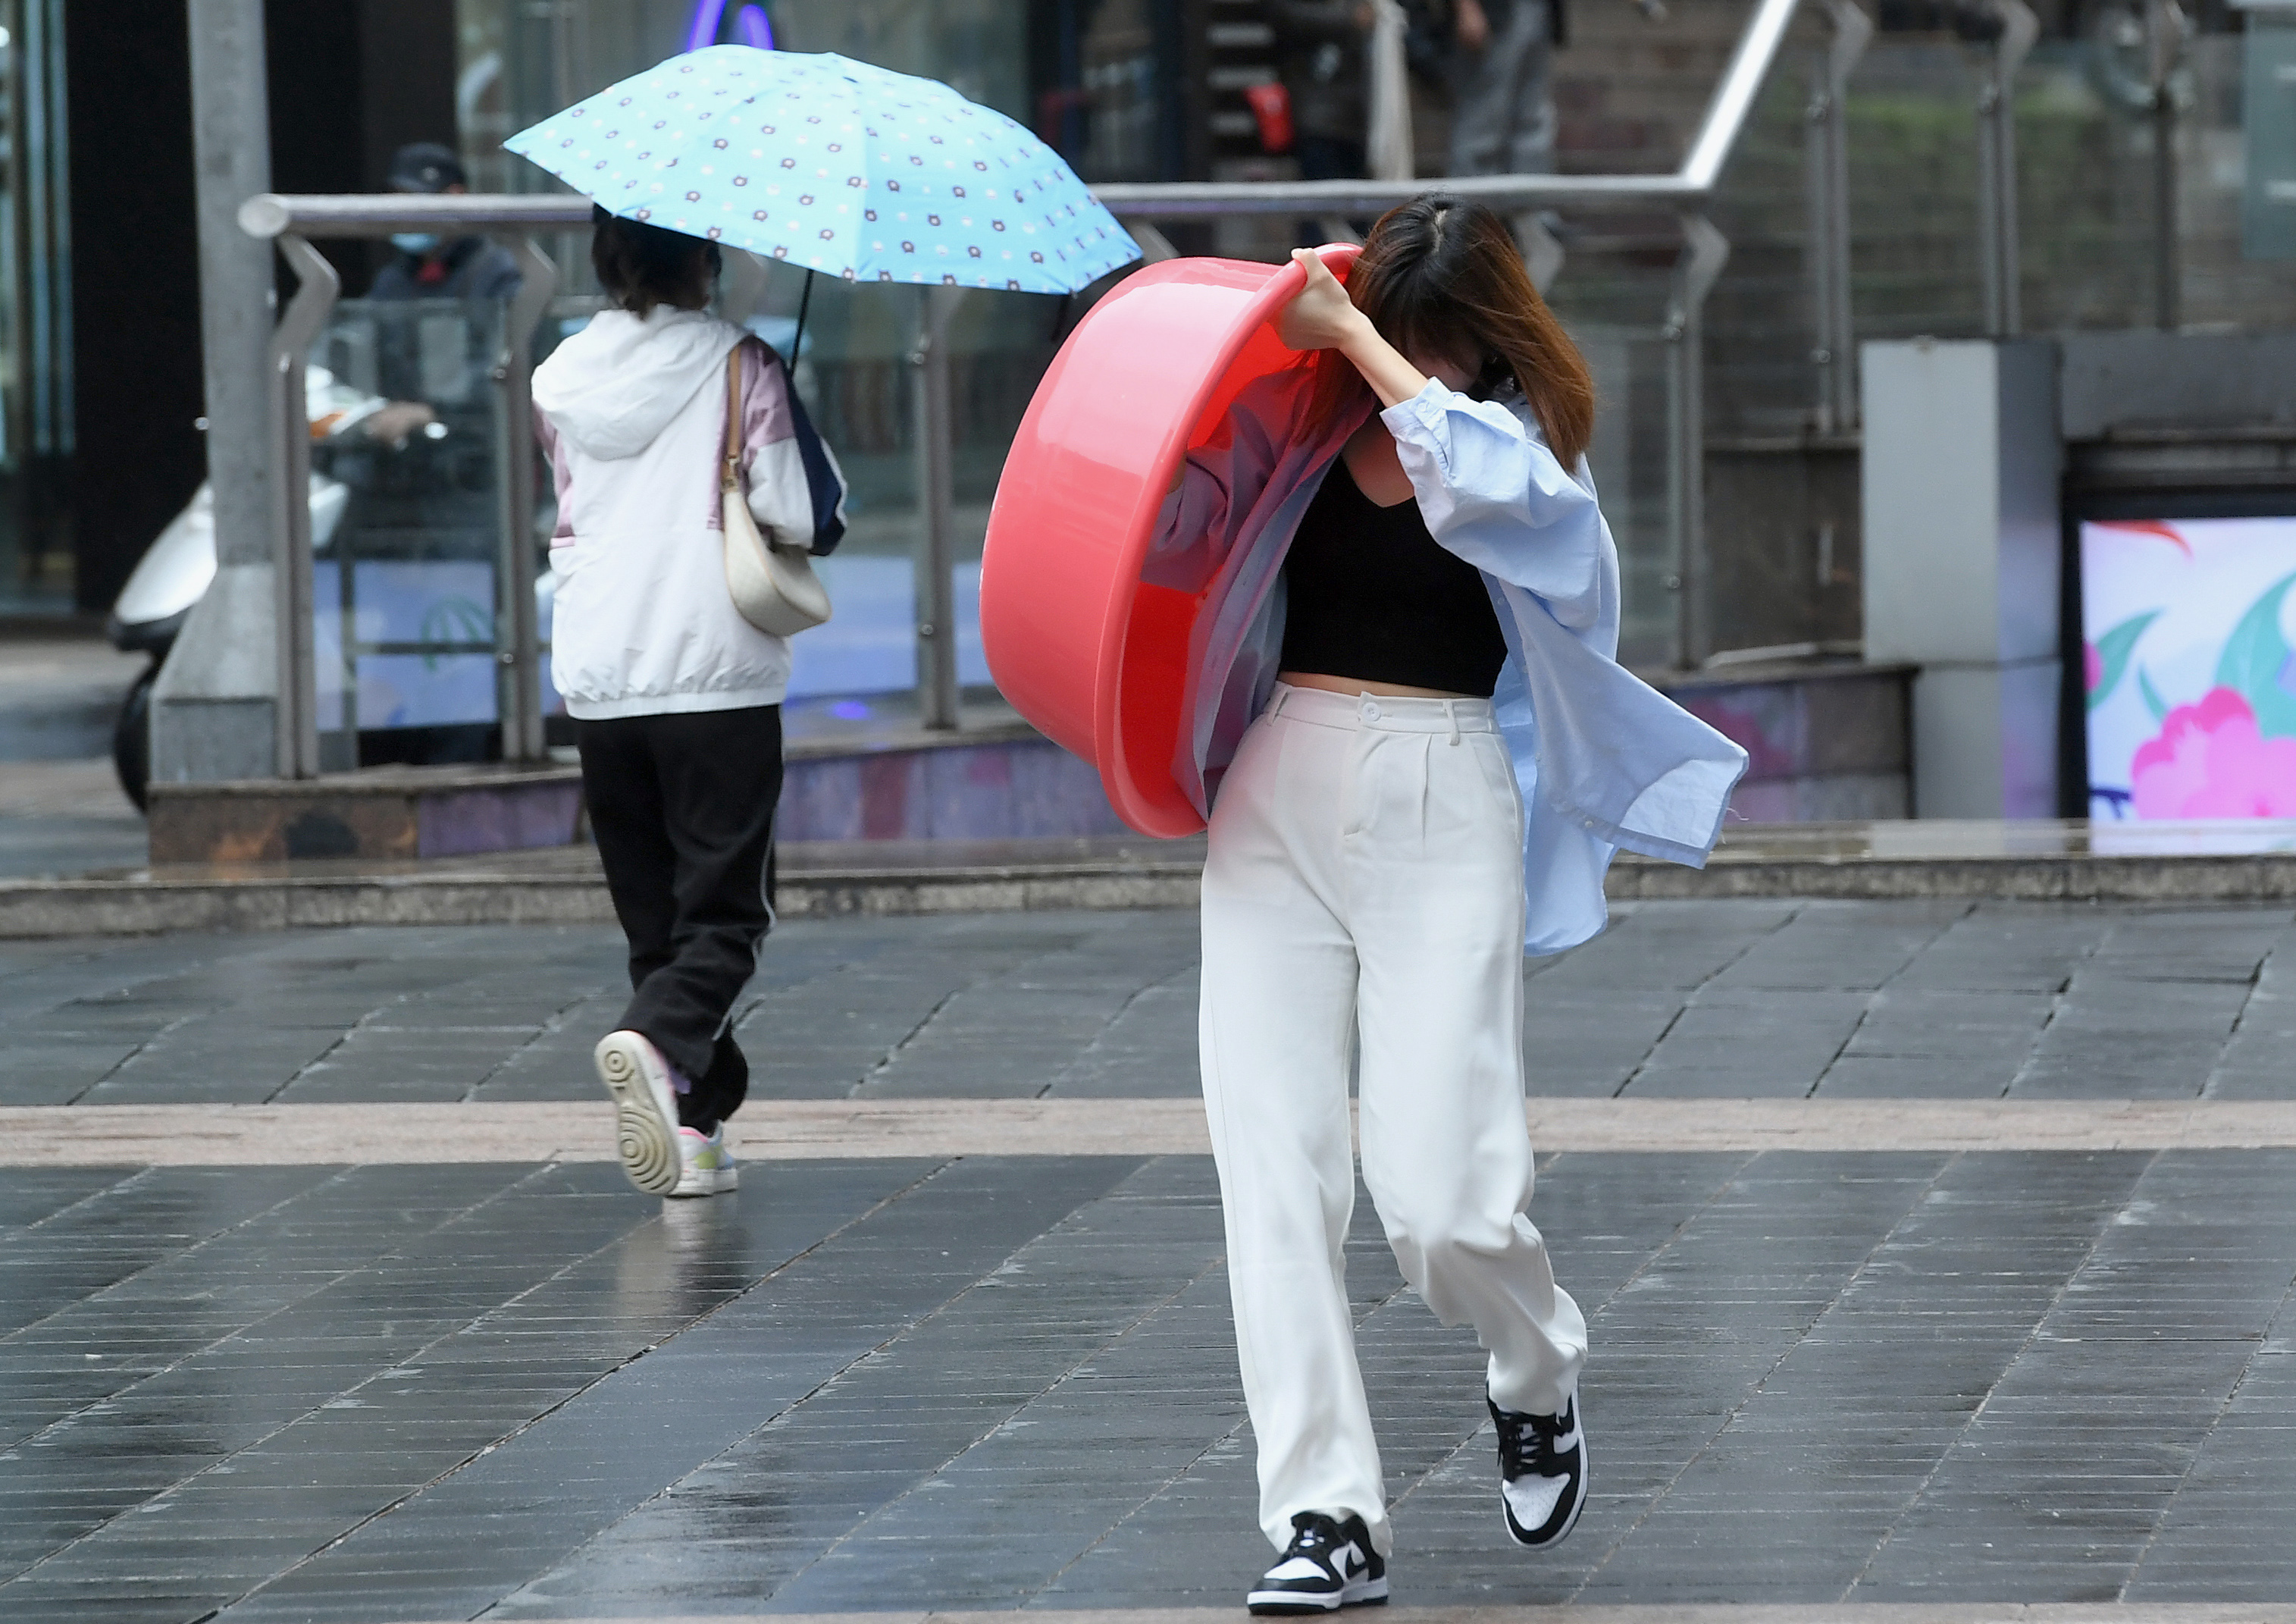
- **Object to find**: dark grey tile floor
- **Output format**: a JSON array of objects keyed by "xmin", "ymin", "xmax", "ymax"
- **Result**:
[
  {"xmin": 5, "ymin": 900, "xmax": 2294, "ymax": 1108},
  {"xmin": 0, "ymin": 759, "xmax": 148, "ymax": 882},
  {"xmin": 5, "ymin": 902, "xmax": 2296, "ymax": 1619},
  {"xmin": 1, "ymin": 1149, "xmax": 2291, "ymax": 1619}
]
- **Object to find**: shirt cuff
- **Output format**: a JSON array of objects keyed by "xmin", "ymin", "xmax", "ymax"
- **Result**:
[{"xmin": 1380, "ymin": 379, "xmax": 1455, "ymax": 466}]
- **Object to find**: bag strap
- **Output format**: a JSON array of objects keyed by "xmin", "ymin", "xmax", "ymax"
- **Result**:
[{"xmin": 721, "ymin": 345, "xmax": 744, "ymax": 496}]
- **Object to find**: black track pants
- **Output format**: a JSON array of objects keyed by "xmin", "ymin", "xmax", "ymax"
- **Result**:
[{"xmin": 576, "ymin": 704, "xmax": 782, "ymax": 1129}]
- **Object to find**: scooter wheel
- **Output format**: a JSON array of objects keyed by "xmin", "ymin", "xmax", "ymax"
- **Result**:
[{"xmin": 114, "ymin": 663, "xmax": 156, "ymax": 814}]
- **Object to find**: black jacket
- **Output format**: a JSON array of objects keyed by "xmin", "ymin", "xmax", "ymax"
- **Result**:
[
  {"xmin": 367, "ymin": 237, "xmax": 525, "ymax": 302},
  {"xmin": 1270, "ymin": 0, "xmax": 1370, "ymax": 143}
]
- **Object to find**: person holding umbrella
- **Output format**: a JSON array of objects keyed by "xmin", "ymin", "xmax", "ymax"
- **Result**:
[
  {"xmin": 506, "ymin": 48, "xmax": 1137, "ymax": 1201},
  {"xmin": 531, "ymin": 205, "xmax": 846, "ymax": 1199}
]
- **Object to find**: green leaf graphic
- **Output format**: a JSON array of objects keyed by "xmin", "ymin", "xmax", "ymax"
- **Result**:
[
  {"xmin": 418, "ymin": 596, "xmax": 494, "ymax": 672},
  {"xmin": 2088, "ymin": 610, "xmax": 2159, "ymax": 711},
  {"xmin": 2211, "ymin": 571, "xmax": 2296, "ymax": 738},
  {"xmin": 2138, "ymin": 666, "xmax": 2169, "ymax": 723}
]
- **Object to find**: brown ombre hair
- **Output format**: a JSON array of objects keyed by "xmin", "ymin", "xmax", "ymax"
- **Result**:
[{"xmin": 1308, "ymin": 196, "xmax": 1594, "ymax": 469}]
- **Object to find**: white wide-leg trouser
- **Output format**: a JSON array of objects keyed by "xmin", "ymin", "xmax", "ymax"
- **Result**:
[{"xmin": 1199, "ymin": 683, "xmax": 1587, "ymax": 1559}]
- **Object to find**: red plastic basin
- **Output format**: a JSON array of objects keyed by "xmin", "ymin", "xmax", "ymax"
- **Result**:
[{"xmin": 981, "ymin": 246, "xmax": 1358, "ymax": 838}]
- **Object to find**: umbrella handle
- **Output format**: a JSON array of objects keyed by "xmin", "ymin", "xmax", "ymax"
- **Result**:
[{"xmin": 791, "ymin": 269, "xmax": 814, "ymax": 365}]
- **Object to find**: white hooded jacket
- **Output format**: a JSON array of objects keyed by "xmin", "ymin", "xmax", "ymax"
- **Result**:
[{"xmin": 533, "ymin": 306, "xmax": 847, "ymax": 720}]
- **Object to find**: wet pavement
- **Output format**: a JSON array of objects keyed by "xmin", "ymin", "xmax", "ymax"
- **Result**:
[
  {"xmin": 2, "ymin": 901, "xmax": 2294, "ymax": 1619},
  {"xmin": 0, "ymin": 634, "xmax": 149, "ymax": 882},
  {"xmin": 0, "ymin": 759, "xmax": 147, "ymax": 883},
  {"xmin": 4, "ymin": 900, "xmax": 2291, "ymax": 1107}
]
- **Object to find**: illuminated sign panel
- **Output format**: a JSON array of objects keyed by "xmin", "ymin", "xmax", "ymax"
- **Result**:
[
  {"xmin": 2081, "ymin": 516, "xmax": 2296, "ymax": 818},
  {"xmin": 687, "ymin": 1, "xmax": 772, "ymax": 52}
]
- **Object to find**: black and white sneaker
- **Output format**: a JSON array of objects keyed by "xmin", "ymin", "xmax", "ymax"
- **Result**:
[
  {"xmin": 1247, "ymin": 1510, "xmax": 1389, "ymax": 1614},
  {"xmin": 1491, "ymin": 1390, "xmax": 1588, "ymax": 1549}
]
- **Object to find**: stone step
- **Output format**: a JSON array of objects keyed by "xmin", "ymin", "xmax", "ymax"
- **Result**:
[
  {"xmin": 143, "ymin": 716, "xmax": 1135, "ymax": 868},
  {"xmin": 13, "ymin": 817, "xmax": 2296, "ymax": 939}
]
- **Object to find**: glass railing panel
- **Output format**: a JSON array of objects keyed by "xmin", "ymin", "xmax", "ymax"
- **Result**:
[
  {"xmin": 1846, "ymin": 36, "xmax": 1989, "ymax": 343},
  {"xmin": 1576, "ymin": 325, "xmax": 1678, "ymax": 670},
  {"xmin": 1702, "ymin": 9, "xmax": 1846, "ymax": 440},
  {"xmin": 1549, "ymin": 256, "xmax": 1687, "ymax": 662},
  {"xmin": 1827, "ymin": 23, "xmax": 2296, "ymax": 342},
  {"xmin": 2174, "ymin": 28, "xmax": 2296, "ymax": 330},
  {"xmin": 738, "ymin": 262, "xmax": 1064, "ymax": 713},
  {"xmin": 2012, "ymin": 42, "xmax": 2158, "ymax": 331},
  {"xmin": 2009, "ymin": 25, "xmax": 2296, "ymax": 334},
  {"xmin": 308, "ymin": 296, "xmax": 513, "ymax": 767}
]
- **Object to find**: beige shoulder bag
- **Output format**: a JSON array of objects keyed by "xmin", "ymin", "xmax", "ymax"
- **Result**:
[{"xmin": 721, "ymin": 347, "xmax": 832, "ymax": 636}]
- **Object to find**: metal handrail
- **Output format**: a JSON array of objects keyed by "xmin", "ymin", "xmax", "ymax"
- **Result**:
[
  {"xmin": 240, "ymin": 0, "xmax": 1803, "ymax": 243},
  {"xmin": 233, "ymin": 0, "xmax": 1834, "ymax": 757},
  {"xmin": 240, "ymin": 193, "xmax": 591, "ymax": 237},
  {"xmin": 1100, "ymin": 0, "xmax": 1801, "ymax": 218}
]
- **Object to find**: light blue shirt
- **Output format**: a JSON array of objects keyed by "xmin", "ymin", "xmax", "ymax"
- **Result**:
[{"xmin": 1153, "ymin": 370, "xmax": 1746, "ymax": 954}]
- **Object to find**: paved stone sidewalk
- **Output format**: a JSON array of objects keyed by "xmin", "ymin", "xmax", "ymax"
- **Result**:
[
  {"xmin": 0, "ymin": 759, "xmax": 146, "ymax": 883},
  {"xmin": 3, "ymin": 900, "xmax": 2291, "ymax": 1108},
  {"xmin": 2, "ymin": 1148, "xmax": 2293, "ymax": 1620},
  {"xmin": 3, "ymin": 901, "xmax": 2294, "ymax": 1622}
]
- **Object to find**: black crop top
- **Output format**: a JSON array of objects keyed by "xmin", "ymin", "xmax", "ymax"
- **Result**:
[{"xmin": 1278, "ymin": 455, "xmax": 1509, "ymax": 698}]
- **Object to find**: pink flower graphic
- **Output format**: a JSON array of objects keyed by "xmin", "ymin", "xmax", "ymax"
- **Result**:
[
  {"xmin": 2083, "ymin": 641, "xmax": 2103, "ymax": 691},
  {"xmin": 2131, "ymin": 687, "xmax": 2296, "ymax": 819}
]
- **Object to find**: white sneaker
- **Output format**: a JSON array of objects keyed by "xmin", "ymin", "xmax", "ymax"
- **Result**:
[
  {"xmin": 1248, "ymin": 1511, "xmax": 1387, "ymax": 1614},
  {"xmin": 594, "ymin": 1030, "xmax": 683, "ymax": 1196},
  {"xmin": 1493, "ymin": 1390, "xmax": 1589, "ymax": 1550},
  {"xmin": 669, "ymin": 1124, "xmax": 738, "ymax": 1197}
]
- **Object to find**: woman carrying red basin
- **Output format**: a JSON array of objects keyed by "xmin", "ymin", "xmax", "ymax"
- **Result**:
[{"xmin": 1142, "ymin": 198, "xmax": 1747, "ymax": 1612}]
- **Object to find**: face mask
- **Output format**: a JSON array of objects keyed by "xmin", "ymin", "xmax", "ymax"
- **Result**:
[{"xmin": 392, "ymin": 233, "xmax": 441, "ymax": 256}]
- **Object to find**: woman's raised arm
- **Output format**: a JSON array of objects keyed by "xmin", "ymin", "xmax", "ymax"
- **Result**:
[{"xmin": 1276, "ymin": 249, "xmax": 1429, "ymax": 408}]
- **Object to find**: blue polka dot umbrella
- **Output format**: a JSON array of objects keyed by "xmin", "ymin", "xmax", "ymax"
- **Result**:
[{"xmin": 503, "ymin": 45, "xmax": 1139, "ymax": 295}]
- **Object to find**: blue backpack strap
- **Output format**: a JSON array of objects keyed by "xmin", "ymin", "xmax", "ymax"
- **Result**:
[{"xmin": 747, "ymin": 335, "xmax": 847, "ymax": 557}]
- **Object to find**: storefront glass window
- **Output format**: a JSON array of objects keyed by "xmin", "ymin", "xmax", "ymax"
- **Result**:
[{"xmin": 0, "ymin": 0, "xmax": 73, "ymax": 615}]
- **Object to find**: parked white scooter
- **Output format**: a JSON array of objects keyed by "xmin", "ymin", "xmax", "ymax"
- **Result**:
[
  {"xmin": 106, "ymin": 476, "xmax": 352, "ymax": 809},
  {"xmin": 105, "ymin": 365, "xmax": 552, "ymax": 808}
]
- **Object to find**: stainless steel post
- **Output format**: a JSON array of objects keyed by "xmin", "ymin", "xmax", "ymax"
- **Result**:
[
  {"xmin": 1664, "ymin": 215, "xmax": 1730, "ymax": 670},
  {"xmin": 492, "ymin": 237, "xmax": 559, "ymax": 763},
  {"xmin": 1806, "ymin": 0, "xmax": 1872, "ymax": 434},
  {"xmin": 2147, "ymin": 0, "xmax": 2186, "ymax": 329},
  {"xmin": 154, "ymin": 0, "xmax": 282, "ymax": 785},
  {"xmin": 1975, "ymin": 0, "xmax": 2038, "ymax": 337},
  {"xmin": 2150, "ymin": 97, "xmax": 2178, "ymax": 328},
  {"xmin": 911, "ymin": 284, "xmax": 961, "ymax": 732},
  {"xmin": 267, "ymin": 236, "xmax": 339, "ymax": 779}
]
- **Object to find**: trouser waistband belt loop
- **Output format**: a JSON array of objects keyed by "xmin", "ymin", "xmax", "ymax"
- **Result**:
[{"xmin": 1266, "ymin": 682, "xmax": 1497, "ymax": 735}]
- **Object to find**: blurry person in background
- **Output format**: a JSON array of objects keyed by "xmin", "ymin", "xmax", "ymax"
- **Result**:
[
  {"xmin": 1448, "ymin": 0, "xmax": 1560, "ymax": 183},
  {"xmin": 1271, "ymin": 1, "xmax": 1374, "ymax": 245},
  {"xmin": 1446, "ymin": 0, "xmax": 1664, "ymax": 212},
  {"xmin": 370, "ymin": 142, "xmax": 523, "ymax": 301},
  {"xmin": 357, "ymin": 143, "xmax": 525, "ymax": 452}
]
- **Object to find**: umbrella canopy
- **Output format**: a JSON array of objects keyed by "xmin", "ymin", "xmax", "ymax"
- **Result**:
[{"xmin": 504, "ymin": 45, "xmax": 1139, "ymax": 296}]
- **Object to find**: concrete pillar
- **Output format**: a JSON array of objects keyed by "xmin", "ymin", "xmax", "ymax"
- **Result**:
[
  {"xmin": 152, "ymin": 0, "xmax": 280, "ymax": 784},
  {"xmin": 1862, "ymin": 339, "xmax": 2062, "ymax": 819}
]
